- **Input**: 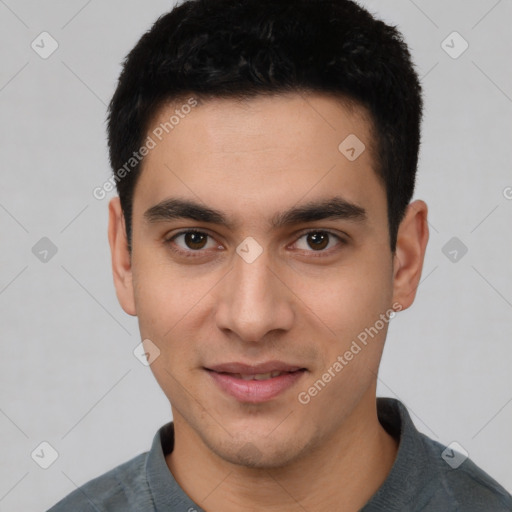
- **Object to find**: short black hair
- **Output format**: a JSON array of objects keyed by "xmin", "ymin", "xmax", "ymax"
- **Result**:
[{"xmin": 107, "ymin": 0, "xmax": 423, "ymax": 251}]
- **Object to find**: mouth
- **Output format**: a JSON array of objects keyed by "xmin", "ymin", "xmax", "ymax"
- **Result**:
[
  {"xmin": 217, "ymin": 370, "xmax": 297, "ymax": 381},
  {"xmin": 204, "ymin": 362, "xmax": 307, "ymax": 403}
]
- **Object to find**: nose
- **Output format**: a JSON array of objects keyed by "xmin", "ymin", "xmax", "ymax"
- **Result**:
[{"xmin": 214, "ymin": 245, "xmax": 295, "ymax": 343}]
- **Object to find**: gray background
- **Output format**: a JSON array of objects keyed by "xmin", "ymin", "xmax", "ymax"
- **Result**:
[{"xmin": 1, "ymin": 1, "xmax": 511, "ymax": 510}]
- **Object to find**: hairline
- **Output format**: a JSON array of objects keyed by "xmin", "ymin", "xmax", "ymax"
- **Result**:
[{"xmin": 122, "ymin": 89, "xmax": 390, "ymax": 250}]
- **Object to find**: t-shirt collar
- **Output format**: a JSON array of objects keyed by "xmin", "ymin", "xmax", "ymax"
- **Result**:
[{"xmin": 145, "ymin": 398, "xmax": 427, "ymax": 511}]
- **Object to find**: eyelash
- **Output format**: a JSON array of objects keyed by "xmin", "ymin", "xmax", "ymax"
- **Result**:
[{"xmin": 164, "ymin": 228, "xmax": 346, "ymax": 259}]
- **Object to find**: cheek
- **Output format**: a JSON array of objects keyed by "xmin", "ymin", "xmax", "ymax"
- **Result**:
[
  {"xmin": 131, "ymin": 263, "xmax": 204, "ymax": 401},
  {"xmin": 296, "ymin": 261, "xmax": 393, "ymax": 419},
  {"xmin": 131, "ymin": 255, "xmax": 219, "ymax": 368},
  {"xmin": 298, "ymin": 256, "xmax": 393, "ymax": 341},
  {"xmin": 131, "ymin": 247, "xmax": 205, "ymax": 329},
  {"xmin": 131, "ymin": 263, "xmax": 189, "ymax": 361}
]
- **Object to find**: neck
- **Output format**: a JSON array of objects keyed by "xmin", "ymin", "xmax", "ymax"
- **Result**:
[{"xmin": 166, "ymin": 389, "xmax": 398, "ymax": 512}]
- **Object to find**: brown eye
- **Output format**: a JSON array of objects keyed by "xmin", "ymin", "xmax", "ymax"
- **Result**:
[
  {"xmin": 182, "ymin": 232, "xmax": 208, "ymax": 250},
  {"xmin": 293, "ymin": 230, "xmax": 344, "ymax": 254},
  {"xmin": 306, "ymin": 232, "xmax": 329, "ymax": 251},
  {"xmin": 167, "ymin": 230, "xmax": 218, "ymax": 255}
]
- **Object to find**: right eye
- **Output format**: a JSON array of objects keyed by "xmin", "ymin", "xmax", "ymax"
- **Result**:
[{"xmin": 165, "ymin": 229, "xmax": 222, "ymax": 257}]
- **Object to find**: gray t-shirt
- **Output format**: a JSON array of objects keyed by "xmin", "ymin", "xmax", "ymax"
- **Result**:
[{"xmin": 48, "ymin": 398, "xmax": 512, "ymax": 511}]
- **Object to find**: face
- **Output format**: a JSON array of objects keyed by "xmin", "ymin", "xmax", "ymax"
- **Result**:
[{"xmin": 109, "ymin": 93, "xmax": 427, "ymax": 469}]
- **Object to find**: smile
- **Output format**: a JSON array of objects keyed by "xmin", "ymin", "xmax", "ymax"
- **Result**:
[{"xmin": 204, "ymin": 363, "xmax": 307, "ymax": 403}]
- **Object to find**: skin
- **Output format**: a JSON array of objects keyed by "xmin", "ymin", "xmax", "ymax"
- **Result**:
[{"xmin": 108, "ymin": 93, "xmax": 429, "ymax": 511}]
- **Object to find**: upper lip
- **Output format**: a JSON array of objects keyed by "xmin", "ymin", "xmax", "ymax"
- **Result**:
[{"xmin": 205, "ymin": 361, "xmax": 305, "ymax": 374}]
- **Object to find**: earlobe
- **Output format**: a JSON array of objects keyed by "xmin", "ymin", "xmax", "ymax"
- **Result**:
[
  {"xmin": 391, "ymin": 200, "xmax": 429, "ymax": 311},
  {"xmin": 108, "ymin": 197, "xmax": 137, "ymax": 316}
]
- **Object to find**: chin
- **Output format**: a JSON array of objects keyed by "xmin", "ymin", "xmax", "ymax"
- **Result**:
[{"xmin": 210, "ymin": 436, "xmax": 308, "ymax": 470}]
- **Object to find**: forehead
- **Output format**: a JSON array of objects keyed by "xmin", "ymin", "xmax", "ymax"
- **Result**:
[
  {"xmin": 146, "ymin": 93, "xmax": 377, "ymax": 161},
  {"xmin": 133, "ymin": 93, "xmax": 385, "ymax": 227}
]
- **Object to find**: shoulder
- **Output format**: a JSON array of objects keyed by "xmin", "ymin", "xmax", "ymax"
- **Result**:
[
  {"xmin": 372, "ymin": 398, "xmax": 512, "ymax": 511},
  {"xmin": 47, "ymin": 452, "xmax": 153, "ymax": 512},
  {"xmin": 418, "ymin": 433, "xmax": 512, "ymax": 511}
]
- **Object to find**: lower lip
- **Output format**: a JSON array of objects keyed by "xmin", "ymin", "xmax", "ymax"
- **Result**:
[{"xmin": 206, "ymin": 369, "xmax": 306, "ymax": 403}]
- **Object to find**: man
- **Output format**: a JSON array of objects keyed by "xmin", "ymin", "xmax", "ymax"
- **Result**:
[{"xmin": 49, "ymin": 0, "xmax": 512, "ymax": 510}]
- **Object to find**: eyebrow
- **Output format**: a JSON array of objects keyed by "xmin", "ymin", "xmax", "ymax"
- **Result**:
[{"xmin": 144, "ymin": 196, "xmax": 367, "ymax": 230}]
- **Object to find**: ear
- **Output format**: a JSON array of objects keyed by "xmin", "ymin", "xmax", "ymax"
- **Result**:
[
  {"xmin": 108, "ymin": 197, "xmax": 136, "ymax": 316},
  {"xmin": 391, "ymin": 200, "xmax": 429, "ymax": 310}
]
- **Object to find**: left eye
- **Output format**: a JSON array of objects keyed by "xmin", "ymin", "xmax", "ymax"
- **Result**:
[{"xmin": 292, "ymin": 231, "xmax": 343, "ymax": 252}]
